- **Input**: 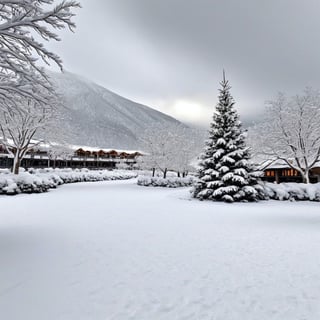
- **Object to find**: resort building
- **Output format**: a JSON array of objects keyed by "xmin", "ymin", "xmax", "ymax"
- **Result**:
[{"xmin": 0, "ymin": 144, "xmax": 142, "ymax": 170}]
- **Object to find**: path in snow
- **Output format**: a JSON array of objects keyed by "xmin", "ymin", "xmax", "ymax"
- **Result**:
[{"xmin": 1, "ymin": 180, "xmax": 320, "ymax": 320}]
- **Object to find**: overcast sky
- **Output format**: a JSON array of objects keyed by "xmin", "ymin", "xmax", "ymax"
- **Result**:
[{"xmin": 47, "ymin": 0, "xmax": 320, "ymax": 127}]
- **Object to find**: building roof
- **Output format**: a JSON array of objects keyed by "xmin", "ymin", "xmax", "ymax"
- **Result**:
[{"xmin": 263, "ymin": 159, "xmax": 320, "ymax": 170}]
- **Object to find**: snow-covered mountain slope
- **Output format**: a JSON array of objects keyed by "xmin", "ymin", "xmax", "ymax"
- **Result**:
[{"xmin": 49, "ymin": 71, "xmax": 184, "ymax": 149}]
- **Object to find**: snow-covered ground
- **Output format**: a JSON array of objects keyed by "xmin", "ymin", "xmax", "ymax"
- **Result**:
[{"xmin": 1, "ymin": 180, "xmax": 320, "ymax": 320}]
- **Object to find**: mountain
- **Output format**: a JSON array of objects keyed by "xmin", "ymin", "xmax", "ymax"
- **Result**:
[{"xmin": 49, "ymin": 71, "xmax": 184, "ymax": 150}]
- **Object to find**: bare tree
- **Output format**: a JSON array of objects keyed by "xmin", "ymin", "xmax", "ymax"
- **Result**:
[
  {"xmin": 47, "ymin": 143, "xmax": 73, "ymax": 168},
  {"xmin": 140, "ymin": 123, "xmax": 199, "ymax": 178},
  {"xmin": 140, "ymin": 125, "xmax": 174, "ymax": 178},
  {"xmin": 0, "ymin": 91, "xmax": 60, "ymax": 174},
  {"xmin": 250, "ymin": 89, "xmax": 320, "ymax": 183},
  {"xmin": 0, "ymin": 0, "xmax": 80, "ymax": 101},
  {"xmin": 171, "ymin": 126, "xmax": 201, "ymax": 177}
]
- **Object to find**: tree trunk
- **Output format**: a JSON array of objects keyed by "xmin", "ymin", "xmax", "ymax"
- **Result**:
[
  {"xmin": 177, "ymin": 171, "xmax": 180, "ymax": 177},
  {"xmin": 302, "ymin": 170, "xmax": 310, "ymax": 184},
  {"xmin": 163, "ymin": 168, "xmax": 167, "ymax": 179},
  {"xmin": 275, "ymin": 170, "xmax": 280, "ymax": 184},
  {"xmin": 12, "ymin": 155, "xmax": 21, "ymax": 175},
  {"xmin": 152, "ymin": 168, "xmax": 155, "ymax": 177}
]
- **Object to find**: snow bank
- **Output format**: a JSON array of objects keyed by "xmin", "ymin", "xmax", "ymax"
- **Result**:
[
  {"xmin": 0, "ymin": 169, "xmax": 137, "ymax": 195},
  {"xmin": 138, "ymin": 177, "xmax": 320, "ymax": 200},
  {"xmin": 263, "ymin": 182, "xmax": 320, "ymax": 201},
  {"xmin": 137, "ymin": 175, "xmax": 194, "ymax": 188},
  {"xmin": 34, "ymin": 168, "xmax": 137, "ymax": 184},
  {"xmin": 2, "ymin": 169, "xmax": 319, "ymax": 200}
]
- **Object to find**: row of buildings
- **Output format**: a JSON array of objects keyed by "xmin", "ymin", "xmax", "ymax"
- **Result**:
[
  {"xmin": 0, "ymin": 144, "xmax": 142, "ymax": 170},
  {"xmin": 1, "ymin": 143, "xmax": 320, "ymax": 183}
]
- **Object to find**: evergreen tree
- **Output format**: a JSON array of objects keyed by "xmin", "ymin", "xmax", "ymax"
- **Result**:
[{"xmin": 192, "ymin": 73, "xmax": 264, "ymax": 202}]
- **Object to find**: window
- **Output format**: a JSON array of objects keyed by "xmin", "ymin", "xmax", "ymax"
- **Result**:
[{"xmin": 265, "ymin": 170, "xmax": 275, "ymax": 177}]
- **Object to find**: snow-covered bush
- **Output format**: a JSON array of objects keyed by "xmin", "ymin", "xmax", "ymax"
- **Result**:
[
  {"xmin": 0, "ymin": 169, "xmax": 137, "ymax": 195},
  {"xmin": 0, "ymin": 172, "xmax": 56, "ymax": 195},
  {"xmin": 137, "ymin": 176, "xmax": 194, "ymax": 188},
  {"xmin": 263, "ymin": 182, "xmax": 320, "ymax": 201},
  {"xmin": 50, "ymin": 168, "xmax": 137, "ymax": 184}
]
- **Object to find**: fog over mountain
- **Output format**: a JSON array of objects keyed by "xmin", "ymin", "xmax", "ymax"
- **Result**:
[{"xmin": 49, "ymin": 71, "xmax": 187, "ymax": 150}]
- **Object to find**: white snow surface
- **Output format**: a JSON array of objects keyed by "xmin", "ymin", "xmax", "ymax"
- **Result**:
[{"xmin": 1, "ymin": 180, "xmax": 320, "ymax": 319}]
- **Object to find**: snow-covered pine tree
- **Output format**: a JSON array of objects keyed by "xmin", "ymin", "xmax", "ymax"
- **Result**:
[{"xmin": 192, "ymin": 72, "xmax": 264, "ymax": 202}]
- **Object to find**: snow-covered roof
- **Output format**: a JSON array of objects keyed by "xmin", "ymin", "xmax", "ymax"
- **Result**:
[
  {"xmin": 69, "ymin": 145, "xmax": 143, "ymax": 154},
  {"xmin": 263, "ymin": 159, "xmax": 320, "ymax": 170},
  {"xmin": 0, "ymin": 139, "xmax": 144, "ymax": 155}
]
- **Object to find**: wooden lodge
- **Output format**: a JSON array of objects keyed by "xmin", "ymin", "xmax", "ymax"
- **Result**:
[
  {"xmin": 263, "ymin": 161, "xmax": 320, "ymax": 183},
  {"xmin": 0, "ymin": 144, "xmax": 142, "ymax": 170}
]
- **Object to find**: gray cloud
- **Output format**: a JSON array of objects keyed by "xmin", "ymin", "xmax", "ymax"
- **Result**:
[{"xmin": 47, "ymin": 0, "xmax": 320, "ymax": 127}]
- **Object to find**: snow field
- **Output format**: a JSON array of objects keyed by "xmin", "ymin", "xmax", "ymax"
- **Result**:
[{"xmin": 1, "ymin": 180, "xmax": 320, "ymax": 320}]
